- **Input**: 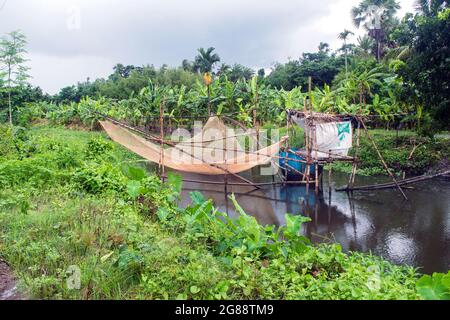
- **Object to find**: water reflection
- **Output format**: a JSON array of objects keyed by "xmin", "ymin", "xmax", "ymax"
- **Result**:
[{"xmin": 174, "ymin": 171, "xmax": 449, "ymax": 274}]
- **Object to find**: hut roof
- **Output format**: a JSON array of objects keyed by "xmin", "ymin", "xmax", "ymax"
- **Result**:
[{"xmin": 287, "ymin": 110, "xmax": 352, "ymax": 123}]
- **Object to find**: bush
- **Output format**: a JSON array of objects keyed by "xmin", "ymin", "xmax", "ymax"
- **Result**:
[{"xmin": 72, "ymin": 162, "xmax": 126, "ymax": 195}]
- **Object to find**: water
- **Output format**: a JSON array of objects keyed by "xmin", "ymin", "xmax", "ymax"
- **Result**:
[{"xmin": 176, "ymin": 170, "xmax": 450, "ymax": 274}]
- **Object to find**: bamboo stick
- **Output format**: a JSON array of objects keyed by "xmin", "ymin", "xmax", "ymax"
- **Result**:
[
  {"xmin": 162, "ymin": 176, "xmax": 314, "ymax": 186},
  {"xmin": 359, "ymin": 118, "xmax": 408, "ymax": 200},
  {"xmin": 284, "ymin": 113, "xmax": 290, "ymax": 184},
  {"xmin": 328, "ymin": 150, "xmax": 333, "ymax": 195},
  {"xmin": 348, "ymin": 120, "xmax": 361, "ymax": 189},
  {"xmin": 159, "ymin": 101, "xmax": 165, "ymax": 181},
  {"xmin": 314, "ymin": 124, "xmax": 319, "ymax": 194},
  {"xmin": 337, "ymin": 169, "xmax": 450, "ymax": 191}
]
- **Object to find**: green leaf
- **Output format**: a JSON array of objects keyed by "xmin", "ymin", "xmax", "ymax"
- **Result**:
[
  {"xmin": 284, "ymin": 214, "xmax": 311, "ymax": 239},
  {"xmin": 228, "ymin": 193, "xmax": 247, "ymax": 216},
  {"xmin": 416, "ymin": 272, "xmax": 450, "ymax": 300},
  {"xmin": 190, "ymin": 285, "xmax": 201, "ymax": 294},
  {"xmin": 122, "ymin": 165, "xmax": 147, "ymax": 181},
  {"xmin": 167, "ymin": 172, "xmax": 182, "ymax": 194},
  {"xmin": 156, "ymin": 207, "xmax": 170, "ymax": 221},
  {"xmin": 189, "ymin": 191, "xmax": 206, "ymax": 205},
  {"xmin": 127, "ymin": 180, "xmax": 142, "ymax": 199}
]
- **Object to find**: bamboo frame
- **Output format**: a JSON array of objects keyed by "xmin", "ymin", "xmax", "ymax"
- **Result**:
[
  {"xmin": 97, "ymin": 101, "xmax": 415, "ymax": 201},
  {"xmin": 95, "ymin": 112, "xmax": 262, "ymax": 189},
  {"xmin": 159, "ymin": 100, "xmax": 165, "ymax": 181}
]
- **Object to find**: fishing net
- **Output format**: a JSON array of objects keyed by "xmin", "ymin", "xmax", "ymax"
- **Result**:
[{"xmin": 100, "ymin": 117, "xmax": 287, "ymax": 175}]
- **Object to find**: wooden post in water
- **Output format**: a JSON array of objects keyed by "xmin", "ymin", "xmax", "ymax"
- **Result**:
[
  {"xmin": 314, "ymin": 124, "xmax": 319, "ymax": 194},
  {"xmin": 284, "ymin": 112, "xmax": 290, "ymax": 184},
  {"xmin": 305, "ymin": 77, "xmax": 313, "ymax": 194},
  {"xmin": 348, "ymin": 119, "xmax": 361, "ymax": 189},
  {"xmin": 328, "ymin": 150, "xmax": 333, "ymax": 195},
  {"xmin": 159, "ymin": 100, "xmax": 165, "ymax": 182}
]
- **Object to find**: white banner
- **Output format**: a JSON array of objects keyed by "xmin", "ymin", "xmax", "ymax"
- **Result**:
[{"xmin": 291, "ymin": 117, "xmax": 353, "ymax": 158}]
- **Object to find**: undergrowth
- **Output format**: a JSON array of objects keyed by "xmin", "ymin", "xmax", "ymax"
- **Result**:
[{"xmin": 0, "ymin": 124, "xmax": 441, "ymax": 300}]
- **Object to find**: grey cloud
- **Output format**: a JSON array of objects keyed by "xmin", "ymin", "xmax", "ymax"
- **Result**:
[{"xmin": 0, "ymin": 0, "xmax": 347, "ymax": 93}]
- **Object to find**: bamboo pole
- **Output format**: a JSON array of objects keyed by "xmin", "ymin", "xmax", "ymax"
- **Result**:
[
  {"xmin": 348, "ymin": 120, "xmax": 361, "ymax": 189},
  {"xmin": 328, "ymin": 150, "xmax": 333, "ymax": 195},
  {"xmin": 162, "ymin": 176, "xmax": 313, "ymax": 186},
  {"xmin": 314, "ymin": 124, "xmax": 319, "ymax": 194},
  {"xmin": 337, "ymin": 169, "xmax": 450, "ymax": 191},
  {"xmin": 284, "ymin": 113, "xmax": 290, "ymax": 184},
  {"xmin": 207, "ymin": 84, "xmax": 211, "ymax": 116},
  {"xmin": 305, "ymin": 77, "xmax": 313, "ymax": 193},
  {"xmin": 159, "ymin": 101, "xmax": 165, "ymax": 181},
  {"xmin": 359, "ymin": 118, "xmax": 408, "ymax": 200}
]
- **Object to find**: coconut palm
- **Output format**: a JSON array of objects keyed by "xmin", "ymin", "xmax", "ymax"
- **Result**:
[
  {"xmin": 338, "ymin": 29, "xmax": 355, "ymax": 75},
  {"xmin": 414, "ymin": 0, "xmax": 448, "ymax": 16},
  {"xmin": 356, "ymin": 35, "xmax": 375, "ymax": 58},
  {"xmin": 193, "ymin": 47, "xmax": 221, "ymax": 74},
  {"xmin": 351, "ymin": 0, "xmax": 400, "ymax": 61},
  {"xmin": 216, "ymin": 63, "xmax": 230, "ymax": 77}
]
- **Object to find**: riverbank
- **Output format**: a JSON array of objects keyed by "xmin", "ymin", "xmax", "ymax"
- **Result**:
[
  {"xmin": 0, "ymin": 124, "xmax": 436, "ymax": 300},
  {"xmin": 330, "ymin": 129, "xmax": 450, "ymax": 176}
]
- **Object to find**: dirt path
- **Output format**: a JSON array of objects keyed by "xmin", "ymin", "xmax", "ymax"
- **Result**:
[{"xmin": 0, "ymin": 260, "xmax": 24, "ymax": 300}]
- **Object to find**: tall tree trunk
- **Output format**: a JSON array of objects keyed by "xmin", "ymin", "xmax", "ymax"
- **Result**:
[
  {"xmin": 207, "ymin": 84, "xmax": 211, "ymax": 116},
  {"xmin": 344, "ymin": 40, "xmax": 348, "ymax": 76},
  {"xmin": 8, "ymin": 67, "xmax": 12, "ymax": 127}
]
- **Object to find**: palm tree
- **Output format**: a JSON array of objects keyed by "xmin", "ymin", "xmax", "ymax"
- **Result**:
[
  {"xmin": 193, "ymin": 47, "xmax": 221, "ymax": 74},
  {"xmin": 414, "ymin": 0, "xmax": 448, "ymax": 16},
  {"xmin": 351, "ymin": 0, "xmax": 400, "ymax": 61},
  {"xmin": 216, "ymin": 63, "xmax": 230, "ymax": 77},
  {"xmin": 336, "ymin": 65, "xmax": 386, "ymax": 113},
  {"xmin": 181, "ymin": 59, "xmax": 193, "ymax": 72},
  {"xmin": 338, "ymin": 29, "xmax": 355, "ymax": 75},
  {"xmin": 356, "ymin": 35, "xmax": 375, "ymax": 58}
]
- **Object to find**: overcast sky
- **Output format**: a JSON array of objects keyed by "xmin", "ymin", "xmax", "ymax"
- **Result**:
[{"xmin": 0, "ymin": 0, "xmax": 415, "ymax": 94}]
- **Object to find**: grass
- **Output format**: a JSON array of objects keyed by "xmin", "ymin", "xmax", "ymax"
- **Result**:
[{"xmin": 0, "ymin": 124, "xmax": 429, "ymax": 300}]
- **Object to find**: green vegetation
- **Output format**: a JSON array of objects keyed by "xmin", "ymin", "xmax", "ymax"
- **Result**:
[
  {"xmin": 0, "ymin": 30, "xmax": 31, "ymax": 126},
  {"xmin": 1, "ymin": 0, "xmax": 449, "ymax": 301},
  {"xmin": 1, "ymin": 3, "xmax": 450, "ymax": 131},
  {"xmin": 331, "ymin": 129, "xmax": 450, "ymax": 176},
  {"xmin": 0, "ymin": 124, "xmax": 423, "ymax": 300},
  {"xmin": 416, "ymin": 271, "xmax": 450, "ymax": 300}
]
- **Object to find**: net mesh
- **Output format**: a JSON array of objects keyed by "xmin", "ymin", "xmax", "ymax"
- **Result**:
[{"xmin": 100, "ymin": 117, "xmax": 286, "ymax": 175}]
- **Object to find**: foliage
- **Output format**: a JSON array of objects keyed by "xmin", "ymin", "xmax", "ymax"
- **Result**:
[
  {"xmin": 0, "ymin": 30, "xmax": 31, "ymax": 125},
  {"xmin": 332, "ymin": 129, "xmax": 450, "ymax": 176},
  {"xmin": 351, "ymin": 0, "xmax": 401, "ymax": 61},
  {"xmin": 193, "ymin": 47, "xmax": 221, "ymax": 74},
  {"xmin": 267, "ymin": 43, "xmax": 345, "ymax": 90},
  {"xmin": 18, "ymin": 62, "xmax": 427, "ymax": 133},
  {"xmin": 395, "ymin": 6, "xmax": 450, "ymax": 130},
  {"xmin": 0, "ymin": 125, "xmax": 426, "ymax": 300},
  {"xmin": 416, "ymin": 271, "xmax": 450, "ymax": 300}
]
